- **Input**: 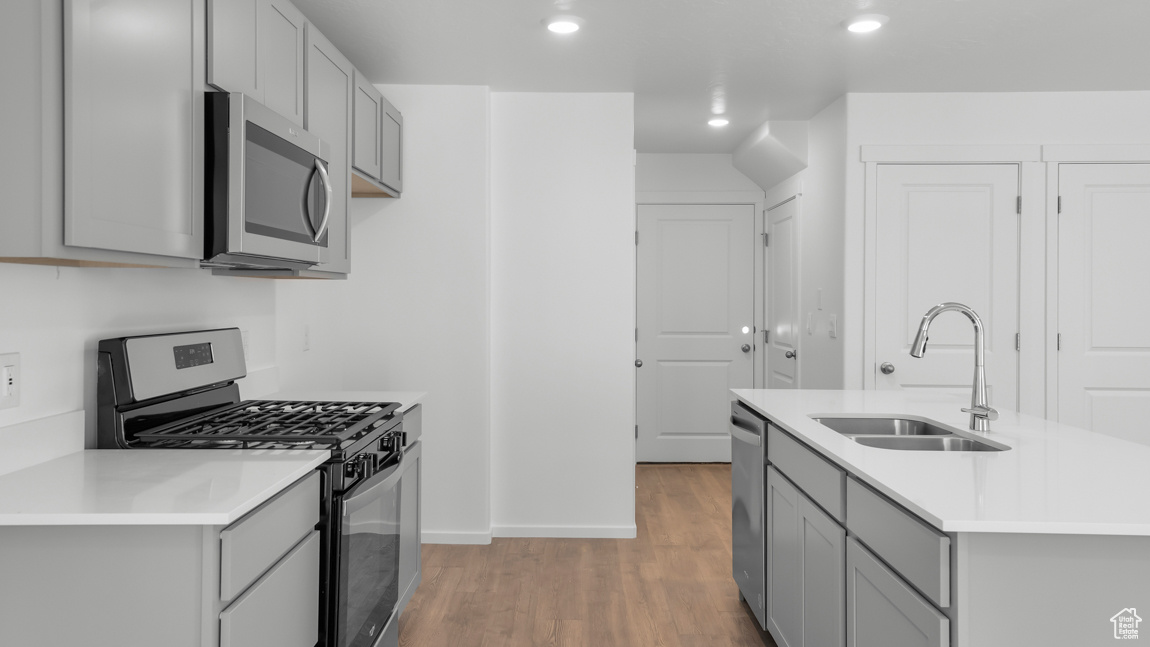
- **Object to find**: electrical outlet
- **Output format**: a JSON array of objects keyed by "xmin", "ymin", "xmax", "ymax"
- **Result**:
[
  {"xmin": 303, "ymin": 325, "xmax": 311, "ymax": 352},
  {"xmin": 0, "ymin": 353, "xmax": 20, "ymax": 410}
]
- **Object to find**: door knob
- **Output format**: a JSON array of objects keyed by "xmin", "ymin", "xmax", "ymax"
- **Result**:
[
  {"xmin": 880, "ymin": 362, "xmax": 895, "ymax": 375},
  {"xmin": 741, "ymin": 344, "xmax": 751, "ymax": 353},
  {"xmin": 635, "ymin": 359, "xmax": 643, "ymax": 368},
  {"xmin": 785, "ymin": 350, "xmax": 796, "ymax": 359}
]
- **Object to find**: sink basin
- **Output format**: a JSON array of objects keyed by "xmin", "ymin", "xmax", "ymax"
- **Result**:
[
  {"xmin": 812, "ymin": 417, "xmax": 955, "ymax": 436},
  {"xmin": 852, "ymin": 436, "xmax": 1006, "ymax": 452}
]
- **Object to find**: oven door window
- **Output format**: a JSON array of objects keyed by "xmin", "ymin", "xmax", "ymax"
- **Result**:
[
  {"xmin": 338, "ymin": 459, "xmax": 401, "ymax": 647},
  {"xmin": 244, "ymin": 122, "xmax": 329, "ymax": 246}
]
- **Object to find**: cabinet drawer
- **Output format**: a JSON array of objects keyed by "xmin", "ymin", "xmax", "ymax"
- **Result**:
[
  {"xmin": 768, "ymin": 425, "xmax": 845, "ymax": 521},
  {"xmin": 847, "ymin": 537, "xmax": 948, "ymax": 647},
  {"xmin": 220, "ymin": 471, "xmax": 319, "ymax": 601},
  {"xmin": 220, "ymin": 530, "xmax": 320, "ymax": 647},
  {"xmin": 846, "ymin": 477, "xmax": 950, "ymax": 608}
]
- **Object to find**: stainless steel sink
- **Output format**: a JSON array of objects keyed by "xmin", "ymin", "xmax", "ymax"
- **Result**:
[
  {"xmin": 852, "ymin": 435, "xmax": 1006, "ymax": 452},
  {"xmin": 812, "ymin": 417, "xmax": 955, "ymax": 436}
]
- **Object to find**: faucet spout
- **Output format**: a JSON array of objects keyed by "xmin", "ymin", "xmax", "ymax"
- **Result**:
[{"xmin": 909, "ymin": 302, "xmax": 996, "ymax": 432}]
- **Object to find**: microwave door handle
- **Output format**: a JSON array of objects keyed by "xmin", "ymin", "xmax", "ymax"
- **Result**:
[
  {"xmin": 302, "ymin": 168, "xmax": 319, "ymax": 240},
  {"xmin": 312, "ymin": 159, "xmax": 333, "ymax": 242}
]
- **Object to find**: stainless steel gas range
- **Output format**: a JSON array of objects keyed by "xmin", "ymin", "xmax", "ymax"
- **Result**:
[{"xmin": 96, "ymin": 328, "xmax": 418, "ymax": 647}]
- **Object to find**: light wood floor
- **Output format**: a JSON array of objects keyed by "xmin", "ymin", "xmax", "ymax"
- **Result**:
[{"xmin": 398, "ymin": 463, "xmax": 776, "ymax": 647}]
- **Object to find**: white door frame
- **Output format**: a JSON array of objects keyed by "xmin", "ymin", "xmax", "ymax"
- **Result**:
[
  {"xmin": 636, "ymin": 191, "xmax": 766, "ymax": 387},
  {"xmin": 860, "ymin": 146, "xmax": 1046, "ymax": 416},
  {"xmin": 1040, "ymin": 145, "xmax": 1150, "ymax": 421}
]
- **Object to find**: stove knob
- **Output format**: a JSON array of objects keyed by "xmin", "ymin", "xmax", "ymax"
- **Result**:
[{"xmin": 344, "ymin": 460, "xmax": 360, "ymax": 479}]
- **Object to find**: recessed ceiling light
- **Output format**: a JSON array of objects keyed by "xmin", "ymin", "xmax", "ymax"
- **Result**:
[
  {"xmin": 544, "ymin": 15, "xmax": 583, "ymax": 34},
  {"xmin": 708, "ymin": 118, "xmax": 730, "ymax": 127},
  {"xmin": 846, "ymin": 14, "xmax": 889, "ymax": 33}
]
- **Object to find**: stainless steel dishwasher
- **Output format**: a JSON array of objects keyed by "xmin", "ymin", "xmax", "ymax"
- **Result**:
[{"xmin": 731, "ymin": 400, "xmax": 767, "ymax": 630}]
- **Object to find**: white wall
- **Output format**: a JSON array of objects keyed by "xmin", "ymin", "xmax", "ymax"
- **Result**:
[
  {"xmin": 334, "ymin": 85, "xmax": 493, "ymax": 544},
  {"xmin": 636, "ymin": 153, "xmax": 763, "ymax": 193},
  {"xmin": 0, "ymin": 263, "xmax": 276, "ymax": 455},
  {"xmin": 490, "ymin": 93, "xmax": 636, "ymax": 537},
  {"xmin": 842, "ymin": 91, "xmax": 1150, "ymax": 388}
]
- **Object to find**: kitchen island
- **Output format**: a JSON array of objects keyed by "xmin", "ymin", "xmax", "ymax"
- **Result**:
[{"xmin": 734, "ymin": 388, "xmax": 1150, "ymax": 647}]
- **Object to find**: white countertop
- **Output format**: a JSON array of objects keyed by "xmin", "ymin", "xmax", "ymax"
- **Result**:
[
  {"xmin": 262, "ymin": 390, "xmax": 426, "ymax": 413},
  {"xmin": 0, "ymin": 450, "xmax": 328, "ymax": 526},
  {"xmin": 733, "ymin": 389, "xmax": 1150, "ymax": 536}
]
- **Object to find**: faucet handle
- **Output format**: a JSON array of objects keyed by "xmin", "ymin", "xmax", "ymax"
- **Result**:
[{"xmin": 962, "ymin": 405, "xmax": 999, "ymax": 421}]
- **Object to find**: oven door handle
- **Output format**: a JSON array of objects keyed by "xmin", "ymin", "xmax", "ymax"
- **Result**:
[{"xmin": 342, "ymin": 458, "xmax": 403, "ymax": 517}]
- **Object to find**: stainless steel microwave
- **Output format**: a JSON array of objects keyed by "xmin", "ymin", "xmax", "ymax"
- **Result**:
[{"xmin": 204, "ymin": 93, "xmax": 332, "ymax": 269}]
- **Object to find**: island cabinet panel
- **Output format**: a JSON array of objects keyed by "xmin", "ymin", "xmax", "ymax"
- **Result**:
[
  {"xmin": 767, "ymin": 466, "xmax": 846, "ymax": 647},
  {"xmin": 847, "ymin": 537, "xmax": 949, "ymax": 647},
  {"xmin": 846, "ymin": 477, "xmax": 950, "ymax": 608},
  {"xmin": 768, "ymin": 425, "xmax": 845, "ymax": 521}
]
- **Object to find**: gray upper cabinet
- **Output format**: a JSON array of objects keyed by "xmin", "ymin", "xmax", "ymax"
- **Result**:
[
  {"xmin": 352, "ymin": 70, "xmax": 383, "ymax": 181},
  {"xmin": 351, "ymin": 70, "xmax": 402, "ymax": 198},
  {"xmin": 379, "ymin": 96, "xmax": 403, "ymax": 194},
  {"xmin": 63, "ymin": 0, "xmax": 206, "ymax": 263},
  {"xmin": 208, "ymin": 0, "xmax": 305, "ymax": 127},
  {"xmin": 846, "ymin": 537, "xmax": 948, "ymax": 647},
  {"xmin": 303, "ymin": 23, "xmax": 353, "ymax": 275},
  {"xmin": 767, "ymin": 466, "xmax": 846, "ymax": 647}
]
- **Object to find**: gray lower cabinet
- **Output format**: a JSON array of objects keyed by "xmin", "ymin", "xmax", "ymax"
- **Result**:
[
  {"xmin": 846, "ymin": 537, "xmax": 948, "ymax": 647},
  {"xmin": 398, "ymin": 439, "xmax": 423, "ymax": 614},
  {"xmin": 766, "ymin": 466, "xmax": 846, "ymax": 647},
  {"xmin": 0, "ymin": 472, "xmax": 320, "ymax": 647}
]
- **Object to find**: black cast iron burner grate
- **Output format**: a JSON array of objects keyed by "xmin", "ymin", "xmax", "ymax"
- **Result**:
[{"xmin": 134, "ymin": 400, "xmax": 400, "ymax": 445}]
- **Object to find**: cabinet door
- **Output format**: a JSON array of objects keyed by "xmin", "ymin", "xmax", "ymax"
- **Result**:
[
  {"xmin": 207, "ymin": 0, "xmax": 258, "ymax": 97},
  {"xmin": 65, "ymin": 0, "xmax": 204, "ymax": 259},
  {"xmin": 768, "ymin": 466, "xmax": 847, "ymax": 647},
  {"xmin": 258, "ymin": 0, "xmax": 305, "ymax": 127},
  {"xmin": 397, "ymin": 441, "xmax": 422, "ymax": 615},
  {"xmin": 352, "ymin": 70, "xmax": 382, "ymax": 180},
  {"xmin": 767, "ymin": 467, "xmax": 802, "ymax": 647},
  {"xmin": 800, "ymin": 494, "xmax": 845, "ymax": 647},
  {"xmin": 303, "ymin": 24, "xmax": 352, "ymax": 274},
  {"xmin": 847, "ymin": 538, "xmax": 948, "ymax": 647},
  {"xmin": 379, "ymin": 95, "xmax": 403, "ymax": 194}
]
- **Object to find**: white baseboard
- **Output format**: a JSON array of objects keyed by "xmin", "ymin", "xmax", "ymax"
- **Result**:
[
  {"xmin": 492, "ymin": 524, "xmax": 638, "ymax": 539},
  {"xmin": 421, "ymin": 529, "xmax": 493, "ymax": 545}
]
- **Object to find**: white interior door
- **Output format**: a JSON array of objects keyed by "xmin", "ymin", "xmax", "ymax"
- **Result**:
[
  {"xmin": 1057, "ymin": 164, "xmax": 1150, "ymax": 444},
  {"xmin": 767, "ymin": 196, "xmax": 800, "ymax": 389},
  {"xmin": 873, "ymin": 165, "xmax": 1020, "ymax": 412},
  {"xmin": 636, "ymin": 204, "xmax": 755, "ymax": 462}
]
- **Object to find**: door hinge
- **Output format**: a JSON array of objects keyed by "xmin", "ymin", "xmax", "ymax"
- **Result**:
[
  {"xmin": 1057, "ymin": 196, "xmax": 1062, "ymax": 214},
  {"xmin": 635, "ymin": 424, "xmax": 639, "ymax": 439},
  {"xmin": 1016, "ymin": 196, "xmax": 1022, "ymax": 214},
  {"xmin": 764, "ymin": 330, "xmax": 769, "ymax": 343},
  {"xmin": 635, "ymin": 231, "xmax": 639, "ymax": 245},
  {"xmin": 635, "ymin": 327, "xmax": 638, "ymax": 342},
  {"xmin": 1057, "ymin": 333, "xmax": 1062, "ymax": 350},
  {"xmin": 763, "ymin": 233, "xmax": 769, "ymax": 247},
  {"xmin": 1015, "ymin": 333, "xmax": 1020, "ymax": 351}
]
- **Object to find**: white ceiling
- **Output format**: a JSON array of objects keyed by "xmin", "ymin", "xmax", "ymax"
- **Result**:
[{"xmin": 293, "ymin": 0, "xmax": 1150, "ymax": 153}]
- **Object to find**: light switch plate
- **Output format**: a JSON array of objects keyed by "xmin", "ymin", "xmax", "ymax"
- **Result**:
[{"xmin": 0, "ymin": 353, "xmax": 20, "ymax": 410}]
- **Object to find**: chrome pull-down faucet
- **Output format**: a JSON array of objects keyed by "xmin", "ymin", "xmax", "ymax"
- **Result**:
[{"xmin": 910, "ymin": 302, "xmax": 999, "ymax": 433}]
